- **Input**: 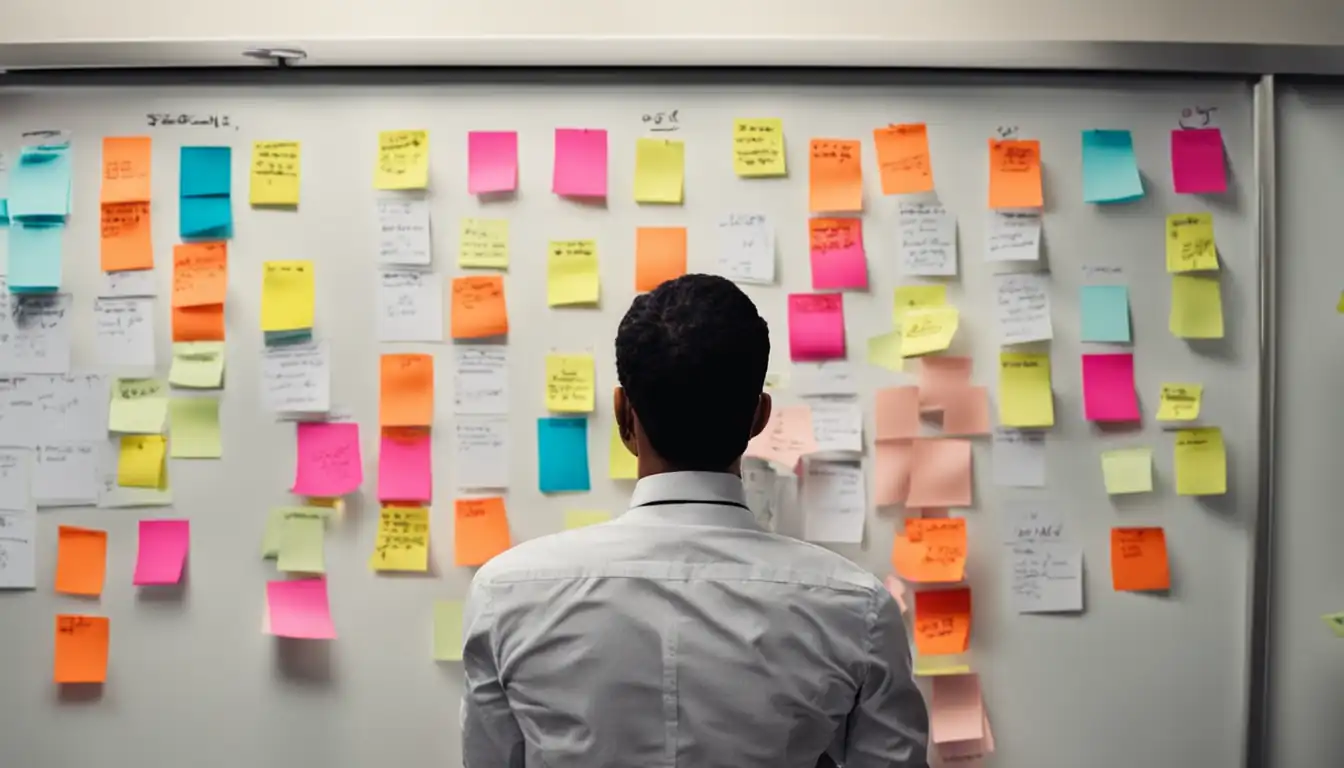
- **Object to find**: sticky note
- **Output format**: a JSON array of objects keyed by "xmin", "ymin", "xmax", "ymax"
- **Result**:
[
  {"xmin": 866, "ymin": 330, "xmax": 905, "ymax": 372},
  {"xmin": 169, "ymin": 342, "xmax": 226, "ymax": 389},
  {"xmin": 459, "ymin": 219, "xmax": 509, "ymax": 269},
  {"xmin": 989, "ymin": 139, "xmax": 1043, "ymax": 209},
  {"xmin": 368, "ymin": 506, "xmax": 430, "ymax": 572},
  {"xmin": 1166, "ymin": 213, "xmax": 1217, "ymax": 272},
  {"xmin": 55, "ymin": 526, "xmax": 107, "ymax": 596},
  {"xmin": 1171, "ymin": 128, "xmax": 1227, "ymax": 194},
  {"xmin": 914, "ymin": 655, "xmax": 971, "ymax": 677},
  {"xmin": 1111, "ymin": 527, "xmax": 1170, "ymax": 592},
  {"xmin": 467, "ymin": 131, "xmax": 518, "ymax": 194},
  {"xmin": 745, "ymin": 405, "xmax": 819, "ymax": 471},
  {"xmin": 918, "ymin": 356, "xmax": 972, "ymax": 412},
  {"xmin": 635, "ymin": 227, "xmax": 688, "ymax": 292},
  {"xmin": 455, "ymin": 497, "xmax": 512, "ymax": 566},
  {"xmin": 1322, "ymin": 613, "xmax": 1344, "ymax": 639},
  {"xmin": 908, "ymin": 439, "xmax": 973, "ymax": 508},
  {"xmin": 809, "ymin": 218, "xmax": 868, "ymax": 290},
  {"xmin": 901, "ymin": 307, "xmax": 960, "ymax": 357},
  {"xmin": 54, "ymin": 615, "xmax": 110, "ymax": 684},
  {"xmin": 180, "ymin": 146, "xmax": 231, "ymax": 197},
  {"xmin": 375, "ymin": 130, "xmax": 429, "ymax": 190},
  {"xmin": 109, "ymin": 377, "xmax": 167, "ymax": 433},
  {"xmin": 102, "ymin": 136, "xmax": 152, "ymax": 203},
  {"xmin": 548, "ymin": 240, "xmax": 600, "ymax": 306},
  {"xmin": 553, "ymin": 129, "xmax": 608, "ymax": 197},
  {"xmin": 998, "ymin": 352, "xmax": 1054, "ymax": 428},
  {"xmin": 100, "ymin": 202, "xmax": 152, "ymax": 271},
  {"xmin": 451, "ymin": 275, "xmax": 509, "ymax": 338},
  {"xmin": 1080, "ymin": 285, "xmax": 1131, "ymax": 343},
  {"xmin": 1081, "ymin": 353, "xmax": 1140, "ymax": 422},
  {"xmin": 787, "ymin": 293, "xmax": 846, "ymax": 361},
  {"xmin": 117, "ymin": 435, "xmax": 167, "ymax": 488},
  {"xmin": 172, "ymin": 242, "xmax": 227, "ymax": 307},
  {"xmin": 292, "ymin": 422, "xmax": 363, "ymax": 496},
  {"xmin": 634, "ymin": 138, "xmax": 684, "ymax": 204},
  {"xmin": 942, "ymin": 386, "xmax": 991, "ymax": 436},
  {"xmin": 277, "ymin": 512, "xmax": 326, "ymax": 573},
  {"xmin": 1102, "ymin": 448, "xmax": 1153, "ymax": 494},
  {"xmin": 9, "ymin": 139, "xmax": 72, "ymax": 219},
  {"xmin": 179, "ymin": 195, "xmax": 232, "ymax": 240},
  {"xmin": 1081, "ymin": 129, "xmax": 1143, "ymax": 203},
  {"xmin": 378, "ymin": 427, "xmax": 432, "ymax": 502},
  {"xmin": 267, "ymin": 578, "xmax": 336, "ymax": 639},
  {"xmin": 133, "ymin": 519, "xmax": 189, "ymax": 585},
  {"xmin": 434, "ymin": 601, "xmax": 466, "ymax": 661},
  {"xmin": 893, "ymin": 285, "xmax": 947, "ymax": 323},
  {"xmin": 380, "ymin": 353, "xmax": 434, "ymax": 427},
  {"xmin": 537, "ymin": 418, "xmax": 591, "ymax": 493},
  {"xmin": 1157, "ymin": 383, "xmax": 1202, "ymax": 421},
  {"xmin": 566, "ymin": 510, "xmax": 612, "ymax": 529},
  {"xmin": 873, "ymin": 123, "xmax": 933, "ymax": 194},
  {"xmin": 172, "ymin": 305, "xmax": 225, "ymax": 343},
  {"xmin": 809, "ymin": 139, "xmax": 863, "ymax": 212},
  {"xmin": 260, "ymin": 260, "xmax": 315, "ymax": 331},
  {"xmin": 609, "ymin": 423, "xmax": 639, "ymax": 479},
  {"xmin": 1170, "ymin": 274, "xmax": 1224, "ymax": 338},
  {"xmin": 545, "ymin": 354, "xmax": 596, "ymax": 413},
  {"xmin": 8, "ymin": 222, "xmax": 64, "ymax": 291},
  {"xmin": 874, "ymin": 386, "xmax": 920, "ymax": 441},
  {"xmin": 169, "ymin": 397, "xmax": 223, "ymax": 458},
  {"xmin": 874, "ymin": 441, "xmax": 913, "ymax": 506},
  {"xmin": 913, "ymin": 587, "xmax": 972, "ymax": 656},
  {"xmin": 892, "ymin": 518, "xmax": 967, "ymax": 583},
  {"xmin": 249, "ymin": 141, "xmax": 300, "ymax": 206},
  {"xmin": 733, "ymin": 118, "xmax": 786, "ymax": 177},
  {"xmin": 931, "ymin": 673, "xmax": 985, "ymax": 744},
  {"xmin": 1175, "ymin": 427, "xmax": 1227, "ymax": 495}
]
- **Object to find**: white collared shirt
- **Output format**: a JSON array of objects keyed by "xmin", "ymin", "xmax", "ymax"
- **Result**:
[{"xmin": 462, "ymin": 471, "xmax": 929, "ymax": 768}]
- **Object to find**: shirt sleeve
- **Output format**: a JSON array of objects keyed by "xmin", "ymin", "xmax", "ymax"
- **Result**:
[
  {"xmin": 461, "ymin": 580, "xmax": 526, "ymax": 768},
  {"xmin": 841, "ymin": 589, "xmax": 930, "ymax": 768}
]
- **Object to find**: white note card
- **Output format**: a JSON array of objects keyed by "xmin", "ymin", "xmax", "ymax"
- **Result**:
[
  {"xmin": 801, "ymin": 460, "xmax": 866, "ymax": 544},
  {"xmin": 0, "ymin": 374, "xmax": 107, "ymax": 447},
  {"xmin": 376, "ymin": 198, "xmax": 431, "ymax": 266},
  {"xmin": 453, "ymin": 415, "xmax": 509, "ymax": 489},
  {"xmin": 1001, "ymin": 504, "xmax": 1083, "ymax": 614},
  {"xmin": 810, "ymin": 399, "xmax": 863, "ymax": 453},
  {"xmin": 261, "ymin": 341, "xmax": 331, "ymax": 414},
  {"xmin": 742, "ymin": 460, "xmax": 781, "ymax": 532},
  {"xmin": 0, "ymin": 448, "xmax": 32, "ymax": 512},
  {"xmin": 98, "ymin": 268, "xmax": 156, "ymax": 298},
  {"xmin": 377, "ymin": 270, "xmax": 444, "ymax": 342},
  {"xmin": 898, "ymin": 202, "xmax": 957, "ymax": 276},
  {"xmin": 717, "ymin": 213, "xmax": 775, "ymax": 285},
  {"xmin": 0, "ymin": 291, "xmax": 72, "ymax": 375},
  {"xmin": 33, "ymin": 443, "xmax": 99, "ymax": 507},
  {"xmin": 453, "ymin": 346, "xmax": 508, "ymax": 415},
  {"xmin": 992, "ymin": 428, "xmax": 1046, "ymax": 487},
  {"xmin": 0, "ymin": 510, "xmax": 36, "ymax": 589},
  {"xmin": 794, "ymin": 362, "xmax": 859, "ymax": 396},
  {"xmin": 994, "ymin": 272, "xmax": 1053, "ymax": 345},
  {"xmin": 986, "ymin": 211, "xmax": 1041, "ymax": 262},
  {"xmin": 94, "ymin": 297, "xmax": 156, "ymax": 371}
]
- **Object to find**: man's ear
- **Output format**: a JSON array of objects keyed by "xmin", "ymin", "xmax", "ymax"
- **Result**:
[
  {"xmin": 613, "ymin": 386, "xmax": 638, "ymax": 454},
  {"xmin": 748, "ymin": 392, "xmax": 773, "ymax": 439}
]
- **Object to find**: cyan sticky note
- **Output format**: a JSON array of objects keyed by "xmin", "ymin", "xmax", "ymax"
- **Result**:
[
  {"xmin": 8, "ymin": 146, "xmax": 72, "ymax": 220},
  {"xmin": 1080, "ymin": 285, "xmax": 1132, "ymax": 343},
  {"xmin": 180, "ymin": 147, "xmax": 232, "ymax": 197},
  {"xmin": 0, "ymin": 199, "xmax": 10, "ymax": 225},
  {"xmin": 537, "ymin": 417, "xmax": 591, "ymax": 493},
  {"xmin": 1082, "ymin": 130, "xmax": 1144, "ymax": 204},
  {"xmin": 179, "ymin": 196, "xmax": 233, "ymax": 239},
  {"xmin": 264, "ymin": 329, "xmax": 313, "ymax": 347},
  {"xmin": 7, "ymin": 222, "xmax": 63, "ymax": 292}
]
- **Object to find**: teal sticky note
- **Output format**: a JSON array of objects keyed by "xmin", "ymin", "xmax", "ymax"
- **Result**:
[
  {"xmin": 180, "ymin": 196, "xmax": 233, "ymax": 239},
  {"xmin": 8, "ymin": 145, "xmax": 72, "ymax": 219},
  {"xmin": 265, "ymin": 329, "xmax": 313, "ymax": 346},
  {"xmin": 537, "ymin": 417, "xmax": 591, "ymax": 493},
  {"xmin": 1082, "ymin": 130, "xmax": 1144, "ymax": 204},
  {"xmin": 0, "ymin": 199, "xmax": 9, "ymax": 225},
  {"xmin": 7, "ymin": 222, "xmax": 63, "ymax": 292},
  {"xmin": 180, "ymin": 147, "xmax": 232, "ymax": 197},
  {"xmin": 1080, "ymin": 285, "xmax": 1131, "ymax": 342}
]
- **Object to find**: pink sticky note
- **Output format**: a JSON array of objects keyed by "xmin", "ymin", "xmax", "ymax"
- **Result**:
[
  {"xmin": 875, "ymin": 386, "xmax": 920, "ymax": 441},
  {"xmin": 468, "ymin": 131, "xmax": 518, "ymax": 194},
  {"xmin": 1171, "ymin": 128, "xmax": 1227, "ymax": 194},
  {"xmin": 1081, "ymin": 353, "xmax": 1140, "ymax": 422},
  {"xmin": 788, "ymin": 293, "xmax": 846, "ymax": 361},
  {"xmin": 266, "ymin": 578, "xmax": 337, "ymax": 640},
  {"xmin": 132, "ymin": 519, "xmax": 189, "ymax": 586},
  {"xmin": 937, "ymin": 713, "xmax": 995, "ymax": 760},
  {"xmin": 942, "ymin": 385, "xmax": 991, "ymax": 436},
  {"xmin": 931, "ymin": 673, "xmax": 986, "ymax": 744},
  {"xmin": 378, "ymin": 428, "xmax": 432, "ymax": 502},
  {"xmin": 553, "ymin": 128, "xmax": 608, "ymax": 197},
  {"xmin": 907, "ymin": 438, "xmax": 972, "ymax": 508},
  {"xmin": 918, "ymin": 356, "xmax": 973, "ymax": 412},
  {"xmin": 292, "ymin": 422, "xmax": 363, "ymax": 497},
  {"xmin": 874, "ymin": 440, "xmax": 913, "ymax": 506},
  {"xmin": 809, "ymin": 218, "xmax": 868, "ymax": 290},
  {"xmin": 883, "ymin": 575, "xmax": 909, "ymax": 614},
  {"xmin": 745, "ymin": 405, "xmax": 819, "ymax": 471}
]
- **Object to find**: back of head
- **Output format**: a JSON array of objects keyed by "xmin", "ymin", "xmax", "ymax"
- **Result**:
[{"xmin": 615, "ymin": 274, "xmax": 770, "ymax": 471}]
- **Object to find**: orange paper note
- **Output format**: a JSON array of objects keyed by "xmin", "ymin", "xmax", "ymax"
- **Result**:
[
  {"xmin": 873, "ymin": 123, "xmax": 933, "ymax": 194},
  {"xmin": 101, "ymin": 136, "xmax": 152, "ymax": 203},
  {"xmin": 875, "ymin": 386, "xmax": 920, "ymax": 441},
  {"xmin": 942, "ymin": 386, "xmax": 991, "ymax": 436},
  {"xmin": 635, "ymin": 226, "xmax": 688, "ymax": 292},
  {"xmin": 1111, "ymin": 527, "xmax": 1171, "ymax": 592},
  {"xmin": 989, "ymin": 139, "xmax": 1043, "ymax": 209},
  {"xmin": 55, "ymin": 526, "xmax": 107, "ymax": 596},
  {"xmin": 454, "ymin": 497, "xmax": 512, "ymax": 566},
  {"xmin": 914, "ymin": 587, "xmax": 972, "ymax": 656},
  {"xmin": 874, "ymin": 440, "xmax": 913, "ymax": 506},
  {"xmin": 54, "ymin": 615, "xmax": 110, "ymax": 684},
  {"xmin": 450, "ymin": 276, "xmax": 509, "ymax": 339},
  {"xmin": 809, "ymin": 139, "xmax": 863, "ymax": 213},
  {"xmin": 100, "ymin": 202, "xmax": 153, "ymax": 271},
  {"xmin": 907, "ymin": 438, "xmax": 973, "ymax": 508},
  {"xmin": 918, "ymin": 357, "xmax": 973, "ymax": 412},
  {"xmin": 380, "ymin": 354, "xmax": 434, "ymax": 427},
  {"xmin": 172, "ymin": 242, "xmax": 228, "ymax": 307},
  {"xmin": 172, "ymin": 305, "xmax": 225, "ymax": 342},
  {"xmin": 892, "ymin": 518, "xmax": 967, "ymax": 583}
]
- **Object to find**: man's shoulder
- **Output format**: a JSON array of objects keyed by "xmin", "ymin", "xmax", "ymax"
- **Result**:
[{"xmin": 472, "ymin": 524, "xmax": 612, "ymax": 583}]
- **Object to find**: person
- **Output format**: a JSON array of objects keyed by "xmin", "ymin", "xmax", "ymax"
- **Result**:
[{"xmin": 461, "ymin": 274, "xmax": 929, "ymax": 768}]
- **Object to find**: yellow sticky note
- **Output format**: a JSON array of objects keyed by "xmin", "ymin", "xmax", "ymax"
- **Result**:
[
  {"xmin": 459, "ymin": 218, "xmax": 509, "ymax": 269},
  {"xmin": 433, "ymin": 600, "xmax": 465, "ymax": 661},
  {"xmin": 545, "ymin": 354, "xmax": 596, "ymax": 413},
  {"xmin": 1174, "ymin": 427, "xmax": 1227, "ymax": 496},
  {"xmin": 900, "ymin": 306, "xmax": 959, "ymax": 357},
  {"xmin": 249, "ymin": 140, "xmax": 301, "ymax": 206},
  {"xmin": 867, "ymin": 330, "xmax": 905, "ymax": 372},
  {"xmin": 999, "ymin": 352, "xmax": 1054, "ymax": 428},
  {"xmin": 1102, "ymin": 448, "xmax": 1153, "ymax": 495},
  {"xmin": 168, "ymin": 342, "xmax": 226, "ymax": 389},
  {"xmin": 277, "ymin": 511, "xmax": 326, "ymax": 573},
  {"xmin": 117, "ymin": 435, "xmax": 166, "ymax": 488},
  {"xmin": 1337, "ymin": 291, "xmax": 1344, "ymax": 313},
  {"xmin": 1156, "ymin": 383, "xmax": 1202, "ymax": 422},
  {"xmin": 169, "ymin": 397, "xmax": 222, "ymax": 458},
  {"xmin": 565, "ymin": 510, "xmax": 612, "ymax": 529},
  {"xmin": 261, "ymin": 260, "xmax": 315, "ymax": 332},
  {"xmin": 368, "ymin": 506, "xmax": 430, "ymax": 572},
  {"xmin": 633, "ymin": 138, "xmax": 684, "ymax": 204},
  {"xmin": 1165, "ymin": 213, "xmax": 1217, "ymax": 272},
  {"xmin": 913, "ymin": 655, "xmax": 972, "ymax": 677},
  {"xmin": 1170, "ymin": 275, "xmax": 1224, "ymax": 339},
  {"xmin": 893, "ymin": 284, "xmax": 947, "ymax": 324},
  {"xmin": 609, "ymin": 423, "xmax": 638, "ymax": 480},
  {"xmin": 1322, "ymin": 612, "xmax": 1344, "ymax": 638},
  {"xmin": 375, "ymin": 130, "xmax": 429, "ymax": 190},
  {"xmin": 547, "ymin": 240, "xmax": 600, "ymax": 306},
  {"xmin": 733, "ymin": 118, "xmax": 787, "ymax": 177},
  {"xmin": 109, "ymin": 378, "xmax": 168, "ymax": 434}
]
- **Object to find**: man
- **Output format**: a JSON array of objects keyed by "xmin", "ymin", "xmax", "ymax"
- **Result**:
[{"xmin": 461, "ymin": 274, "xmax": 929, "ymax": 767}]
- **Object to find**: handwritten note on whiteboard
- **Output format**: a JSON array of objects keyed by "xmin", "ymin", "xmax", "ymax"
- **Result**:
[
  {"xmin": 985, "ymin": 211, "xmax": 1041, "ymax": 262},
  {"xmin": 993, "ymin": 272, "xmax": 1053, "ymax": 344},
  {"xmin": 377, "ymin": 270, "xmax": 444, "ymax": 342},
  {"xmin": 801, "ymin": 461, "xmax": 866, "ymax": 544},
  {"xmin": 898, "ymin": 203, "xmax": 957, "ymax": 276},
  {"xmin": 717, "ymin": 213, "xmax": 775, "ymax": 285},
  {"xmin": 376, "ymin": 199, "xmax": 431, "ymax": 266},
  {"xmin": 1001, "ymin": 504, "xmax": 1082, "ymax": 613},
  {"xmin": 453, "ymin": 346, "xmax": 508, "ymax": 416},
  {"xmin": 454, "ymin": 415, "xmax": 509, "ymax": 489},
  {"xmin": 93, "ymin": 298, "xmax": 156, "ymax": 371}
]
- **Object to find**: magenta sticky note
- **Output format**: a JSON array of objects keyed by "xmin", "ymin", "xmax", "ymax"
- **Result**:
[
  {"xmin": 378, "ymin": 428, "xmax": 432, "ymax": 502},
  {"xmin": 788, "ymin": 293, "xmax": 846, "ymax": 361},
  {"xmin": 132, "ymin": 519, "xmax": 189, "ymax": 585},
  {"xmin": 809, "ymin": 218, "xmax": 869, "ymax": 290},
  {"xmin": 292, "ymin": 422, "xmax": 363, "ymax": 497},
  {"xmin": 468, "ymin": 131, "xmax": 518, "ymax": 194},
  {"xmin": 267, "ymin": 578, "xmax": 337, "ymax": 640},
  {"xmin": 552, "ymin": 128, "xmax": 607, "ymax": 197},
  {"xmin": 1171, "ymin": 129, "xmax": 1227, "ymax": 194},
  {"xmin": 1081, "ymin": 353, "xmax": 1141, "ymax": 422}
]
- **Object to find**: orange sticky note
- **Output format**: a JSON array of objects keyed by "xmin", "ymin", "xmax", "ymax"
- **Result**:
[
  {"xmin": 172, "ymin": 242, "xmax": 228, "ymax": 307},
  {"xmin": 873, "ymin": 123, "xmax": 933, "ymax": 194},
  {"xmin": 100, "ymin": 202, "xmax": 153, "ymax": 271},
  {"xmin": 635, "ymin": 227, "xmax": 688, "ymax": 292},
  {"xmin": 874, "ymin": 440, "xmax": 913, "ymax": 506},
  {"xmin": 450, "ymin": 276, "xmax": 509, "ymax": 339},
  {"xmin": 101, "ymin": 136, "xmax": 152, "ymax": 203},
  {"xmin": 908, "ymin": 438, "xmax": 973, "ymax": 508},
  {"xmin": 54, "ymin": 615, "xmax": 110, "ymax": 684},
  {"xmin": 55, "ymin": 526, "xmax": 107, "ymax": 596},
  {"xmin": 918, "ymin": 357, "xmax": 973, "ymax": 413},
  {"xmin": 454, "ymin": 497, "xmax": 512, "ymax": 566},
  {"xmin": 172, "ymin": 305, "xmax": 225, "ymax": 342},
  {"xmin": 989, "ymin": 139, "xmax": 1043, "ymax": 209},
  {"xmin": 942, "ymin": 386, "xmax": 991, "ymax": 436},
  {"xmin": 914, "ymin": 587, "xmax": 971, "ymax": 656},
  {"xmin": 380, "ymin": 354, "xmax": 434, "ymax": 427},
  {"xmin": 809, "ymin": 139, "xmax": 863, "ymax": 213},
  {"xmin": 1111, "ymin": 527, "xmax": 1171, "ymax": 592},
  {"xmin": 892, "ymin": 518, "xmax": 967, "ymax": 583},
  {"xmin": 875, "ymin": 386, "xmax": 921, "ymax": 441}
]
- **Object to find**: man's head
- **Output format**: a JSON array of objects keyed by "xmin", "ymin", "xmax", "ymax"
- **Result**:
[{"xmin": 614, "ymin": 274, "xmax": 772, "ymax": 474}]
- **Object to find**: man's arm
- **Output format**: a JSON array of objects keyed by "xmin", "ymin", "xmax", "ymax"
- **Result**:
[
  {"xmin": 842, "ymin": 589, "xmax": 930, "ymax": 767},
  {"xmin": 461, "ymin": 581, "xmax": 525, "ymax": 768}
]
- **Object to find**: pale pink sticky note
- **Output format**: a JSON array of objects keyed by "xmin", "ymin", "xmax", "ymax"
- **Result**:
[
  {"xmin": 931, "ymin": 673, "xmax": 985, "ymax": 744},
  {"xmin": 942, "ymin": 385, "xmax": 991, "ymax": 436},
  {"xmin": 292, "ymin": 422, "xmax": 363, "ymax": 497},
  {"xmin": 937, "ymin": 712, "xmax": 995, "ymax": 761},
  {"xmin": 874, "ymin": 440, "xmax": 913, "ymax": 506},
  {"xmin": 1171, "ymin": 128, "xmax": 1227, "ymax": 194},
  {"xmin": 132, "ymin": 519, "xmax": 189, "ymax": 585},
  {"xmin": 378, "ymin": 428, "xmax": 432, "ymax": 502},
  {"xmin": 809, "ymin": 218, "xmax": 868, "ymax": 290},
  {"xmin": 883, "ymin": 575, "xmax": 909, "ymax": 614},
  {"xmin": 1081, "ymin": 353, "xmax": 1140, "ymax": 422},
  {"xmin": 745, "ymin": 405, "xmax": 818, "ymax": 471},
  {"xmin": 553, "ymin": 128, "xmax": 608, "ymax": 197},
  {"xmin": 267, "ymin": 578, "xmax": 337, "ymax": 640},
  {"xmin": 918, "ymin": 507, "xmax": 950, "ymax": 518},
  {"xmin": 467, "ymin": 131, "xmax": 518, "ymax": 194},
  {"xmin": 907, "ymin": 438, "xmax": 972, "ymax": 508},
  {"xmin": 918, "ymin": 356, "xmax": 973, "ymax": 412},
  {"xmin": 788, "ymin": 293, "xmax": 846, "ymax": 361},
  {"xmin": 875, "ymin": 386, "xmax": 920, "ymax": 441}
]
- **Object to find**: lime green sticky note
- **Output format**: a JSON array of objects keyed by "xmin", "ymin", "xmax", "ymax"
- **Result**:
[
  {"xmin": 913, "ymin": 655, "xmax": 972, "ymax": 677},
  {"xmin": 169, "ymin": 342, "xmax": 226, "ymax": 388},
  {"xmin": 109, "ymin": 378, "xmax": 168, "ymax": 433},
  {"xmin": 1170, "ymin": 274, "xmax": 1224, "ymax": 339},
  {"xmin": 608, "ymin": 423, "xmax": 638, "ymax": 480},
  {"xmin": 263, "ymin": 506, "xmax": 330, "ymax": 558},
  {"xmin": 169, "ymin": 397, "xmax": 222, "ymax": 458},
  {"xmin": 633, "ymin": 138, "xmax": 684, "ymax": 204},
  {"xmin": 1101, "ymin": 448, "xmax": 1153, "ymax": 494},
  {"xmin": 1174, "ymin": 427, "xmax": 1227, "ymax": 496},
  {"xmin": 1337, "ymin": 291, "xmax": 1344, "ymax": 313},
  {"xmin": 565, "ymin": 510, "xmax": 612, "ymax": 529},
  {"xmin": 434, "ymin": 600, "xmax": 466, "ymax": 661},
  {"xmin": 866, "ymin": 330, "xmax": 905, "ymax": 372},
  {"xmin": 276, "ymin": 511, "xmax": 326, "ymax": 573},
  {"xmin": 459, "ymin": 218, "xmax": 509, "ymax": 269},
  {"xmin": 1322, "ymin": 612, "xmax": 1344, "ymax": 638}
]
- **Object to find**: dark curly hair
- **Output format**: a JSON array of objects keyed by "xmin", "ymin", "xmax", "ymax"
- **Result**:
[{"xmin": 615, "ymin": 274, "xmax": 770, "ymax": 470}]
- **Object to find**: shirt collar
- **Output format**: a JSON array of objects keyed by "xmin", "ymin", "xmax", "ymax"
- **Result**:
[{"xmin": 619, "ymin": 471, "xmax": 759, "ymax": 530}]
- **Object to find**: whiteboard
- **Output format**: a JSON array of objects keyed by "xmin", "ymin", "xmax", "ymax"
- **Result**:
[{"xmin": 0, "ymin": 73, "xmax": 1259, "ymax": 767}]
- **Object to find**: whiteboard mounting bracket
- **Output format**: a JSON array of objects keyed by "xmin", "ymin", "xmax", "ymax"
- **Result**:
[{"xmin": 242, "ymin": 47, "xmax": 307, "ymax": 68}]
